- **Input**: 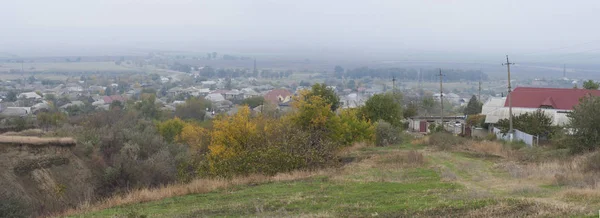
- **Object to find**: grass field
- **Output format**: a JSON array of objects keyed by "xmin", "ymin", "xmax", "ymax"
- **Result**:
[{"xmin": 66, "ymin": 139, "xmax": 597, "ymax": 218}]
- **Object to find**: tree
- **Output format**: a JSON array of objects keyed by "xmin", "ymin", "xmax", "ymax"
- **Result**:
[
  {"xmin": 463, "ymin": 95, "xmax": 482, "ymax": 115},
  {"xmin": 583, "ymin": 80, "xmax": 599, "ymax": 90},
  {"xmin": 157, "ymin": 117, "xmax": 186, "ymax": 143},
  {"xmin": 134, "ymin": 94, "xmax": 160, "ymax": 120},
  {"xmin": 568, "ymin": 95, "xmax": 600, "ymax": 152},
  {"xmin": 211, "ymin": 52, "xmax": 217, "ymax": 59},
  {"xmin": 304, "ymin": 83, "xmax": 340, "ymax": 112},
  {"xmin": 241, "ymin": 96, "xmax": 265, "ymax": 108},
  {"xmin": 360, "ymin": 92, "xmax": 403, "ymax": 127},
  {"xmin": 496, "ymin": 109, "xmax": 553, "ymax": 138},
  {"xmin": 403, "ymin": 102, "xmax": 418, "ymax": 119},
  {"xmin": 37, "ymin": 111, "xmax": 66, "ymax": 131},
  {"xmin": 110, "ymin": 100, "xmax": 124, "ymax": 110},
  {"xmin": 6, "ymin": 91, "xmax": 17, "ymax": 102},
  {"xmin": 175, "ymin": 97, "xmax": 211, "ymax": 121}
]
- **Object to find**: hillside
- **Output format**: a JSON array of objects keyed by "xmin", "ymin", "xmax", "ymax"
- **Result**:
[
  {"xmin": 0, "ymin": 134, "xmax": 92, "ymax": 216},
  {"xmin": 65, "ymin": 137, "xmax": 597, "ymax": 217}
]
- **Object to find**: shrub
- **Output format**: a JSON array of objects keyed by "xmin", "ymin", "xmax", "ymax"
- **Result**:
[
  {"xmin": 375, "ymin": 121, "xmax": 401, "ymax": 146},
  {"xmin": 485, "ymin": 133, "xmax": 497, "ymax": 141},
  {"xmin": 583, "ymin": 152, "xmax": 600, "ymax": 172},
  {"xmin": 428, "ymin": 132, "xmax": 465, "ymax": 150}
]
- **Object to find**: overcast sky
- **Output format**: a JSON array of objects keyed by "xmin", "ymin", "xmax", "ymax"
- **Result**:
[{"xmin": 3, "ymin": 0, "xmax": 600, "ymax": 61}]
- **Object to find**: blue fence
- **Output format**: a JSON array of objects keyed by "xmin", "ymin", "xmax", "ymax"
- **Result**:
[{"xmin": 492, "ymin": 127, "xmax": 535, "ymax": 147}]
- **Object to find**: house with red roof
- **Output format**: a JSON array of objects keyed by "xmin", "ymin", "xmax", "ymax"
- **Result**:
[
  {"xmin": 483, "ymin": 87, "xmax": 600, "ymax": 126},
  {"xmin": 102, "ymin": 95, "xmax": 127, "ymax": 104},
  {"xmin": 264, "ymin": 89, "xmax": 292, "ymax": 104}
]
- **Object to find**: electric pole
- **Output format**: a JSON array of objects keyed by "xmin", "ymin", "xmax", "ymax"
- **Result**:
[
  {"xmin": 392, "ymin": 76, "xmax": 396, "ymax": 94},
  {"xmin": 502, "ymin": 55, "xmax": 515, "ymax": 141},
  {"xmin": 439, "ymin": 69, "xmax": 444, "ymax": 127},
  {"xmin": 478, "ymin": 73, "xmax": 482, "ymax": 103}
]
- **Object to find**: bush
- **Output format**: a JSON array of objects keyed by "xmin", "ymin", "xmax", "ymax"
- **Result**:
[
  {"xmin": 485, "ymin": 133, "xmax": 497, "ymax": 141},
  {"xmin": 583, "ymin": 152, "xmax": 600, "ymax": 172},
  {"xmin": 428, "ymin": 132, "xmax": 466, "ymax": 150},
  {"xmin": 375, "ymin": 121, "xmax": 402, "ymax": 146}
]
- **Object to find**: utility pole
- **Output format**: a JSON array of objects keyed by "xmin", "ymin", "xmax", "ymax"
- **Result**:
[
  {"xmin": 439, "ymin": 69, "xmax": 444, "ymax": 127},
  {"xmin": 502, "ymin": 55, "xmax": 515, "ymax": 141},
  {"xmin": 392, "ymin": 76, "xmax": 396, "ymax": 94},
  {"xmin": 478, "ymin": 73, "xmax": 482, "ymax": 102}
]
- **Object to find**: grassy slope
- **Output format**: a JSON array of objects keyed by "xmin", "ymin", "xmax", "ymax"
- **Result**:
[{"xmin": 72, "ymin": 143, "xmax": 595, "ymax": 218}]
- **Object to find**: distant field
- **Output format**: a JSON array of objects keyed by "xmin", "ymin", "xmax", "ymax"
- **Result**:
[{"xmin": 0, "ymin": 62, "xmax": 140, "ymax": 73}]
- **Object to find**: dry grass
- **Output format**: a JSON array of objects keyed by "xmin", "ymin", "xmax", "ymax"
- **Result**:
[
  {"xmin": 375, "ymin": 151, "xmax": 425, "ymax": 167},
  {"xmin": 53, "ymin": 169, "xmax": 330, "ymax": 217},
  {"xmin": 2, "ymin": 129, "xmax": 45, "ymax": 137},
  {"xmin": 0, "ymin": 135, "xmax": 76, "ymax": 146},
  {"xmin": 460, "ymin": 140, "xmax": 515, "ymax": 158},
  {"xmin": 411, "ymin": 136, "xmax": 428, "ymax": 146}
]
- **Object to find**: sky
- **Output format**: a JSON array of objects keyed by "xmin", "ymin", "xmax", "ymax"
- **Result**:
[{"xmin": 2, "ymin": 0, "xmax": 600, "ymax": 62}]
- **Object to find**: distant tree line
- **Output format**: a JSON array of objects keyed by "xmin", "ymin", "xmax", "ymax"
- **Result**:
[{"xmin": 336, "ymin": 66, "xmax": 487, "ymax": 82}]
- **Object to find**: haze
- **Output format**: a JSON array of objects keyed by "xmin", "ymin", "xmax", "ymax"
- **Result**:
[{"xmin": 3, "ymin": 0, "xmax": 600, "ymax": 63}]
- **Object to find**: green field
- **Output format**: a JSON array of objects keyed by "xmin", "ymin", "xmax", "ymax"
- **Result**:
[{"xmin": 69, "ymin": 141, "xmax": 595, "ymax": 217}]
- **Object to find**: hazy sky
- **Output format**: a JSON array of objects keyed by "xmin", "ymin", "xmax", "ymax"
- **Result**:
[{"xmin": 3, "ymin": 0, "xmax": 600, "ymax": 61}]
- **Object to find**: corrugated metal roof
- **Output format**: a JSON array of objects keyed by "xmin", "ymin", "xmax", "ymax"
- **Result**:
[{"xmin": 507, "ymin": 87, "xmax": 600, "ymax": 110}]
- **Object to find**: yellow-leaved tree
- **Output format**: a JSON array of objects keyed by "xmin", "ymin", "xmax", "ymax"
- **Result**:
[{"xmin": 338, "ymin": 109, "xmax": 375, "ymax": 146}]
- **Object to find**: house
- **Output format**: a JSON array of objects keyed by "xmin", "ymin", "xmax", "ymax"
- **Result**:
[
  {"xmin": 224, "ymin": 89, "xmax": 243, "ymax": 101},
  {"xmin": 102, "ymin": 95, "xmax": 127, "ymax": 105},
  {"xmin": 205, "ymin": 93, "xmax": 225, "ymax": 102},
  {"xmin": 18, "ymin": 92, "xmax": 42, "ymax": 100},
  {"xmin": 241, "ymin": 88, "xmax": 260, "ymax": 99},
  {"xmin": 264, "ymin": 89, "xmax": 292, "ymax": 104},
  {"xmin": 1, "ymin": 107, "xmax": 31, "ymax": 117},
  {"xmin": 483, "ymin": 87, "xmax": 600, "ymax": 126}
]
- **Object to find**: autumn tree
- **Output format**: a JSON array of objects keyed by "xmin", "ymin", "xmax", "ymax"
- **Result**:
[{"xmin": 304, "ymin": 83, "xmax": 340, "ymax": 112}]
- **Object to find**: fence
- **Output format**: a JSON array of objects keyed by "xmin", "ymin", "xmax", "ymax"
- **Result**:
[{"xmin": 492, "ymin": 127, "xmax": 536, "ymax": 147}]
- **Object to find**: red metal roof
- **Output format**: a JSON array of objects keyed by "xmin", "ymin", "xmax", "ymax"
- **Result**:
[
  {"xmin": 506, "ymin": 87, "xmax": 600, "ymax": 110},
  {"xmin": 264, "ymin": 89, "xmax": 292, "ymax": 103},
  {"xmin": 103, "ymin": 95, "xmax": 127, "ymax": 104}
]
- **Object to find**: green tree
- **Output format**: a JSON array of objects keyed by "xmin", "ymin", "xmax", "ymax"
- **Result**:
[
  {"xmin": 241, "ymin": 96, "xmax": 265, "ymax": 108},
  {"xmin": 463, "ymin": 95, "xmax": 482, "ymax": 115},
  {"xmin": 6, "ymin": 91, "xmax": 17, "ymax": 102},
  {"xmin": 157, "ymin": 117, "xmax": 186, "ymax": 143},
  {"xmin": 37, "ymin": 111, "xmax": 66, "ymax": 131},
  {"xmin": 360, "ymin": 92, "xmax": 403, "ymax": 127},
  {"xmin": 421, "ymin": 96, "xmax": 435, "ymax": 115},
  {"xmin": 175, "ymin": 97, "xmax": 211, "ymax": 121},
  {"xmin": 583, "ymin": 80, "xmax": 599, "ymax": 90},
  {"xmin": 110, "ymin": 100, "xmax": 124, "ymax": 110},
  {"xmin": 496, "ymin": 109, "xmax": 553, "ymax": 138},
  {"xmin": 304, "ymin": 83, "xmax": 340, "ymax": 112},
  {"xmin": 134, "ymin": 94, "xmax": 160, "ymax": 120},
  {"xmin": 568, "ymin": 95, "xmax": 600, "ymax": 152},
  {"xmin": 403, "ymin": 102, "xmax": 418, "ymax": 119}
]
